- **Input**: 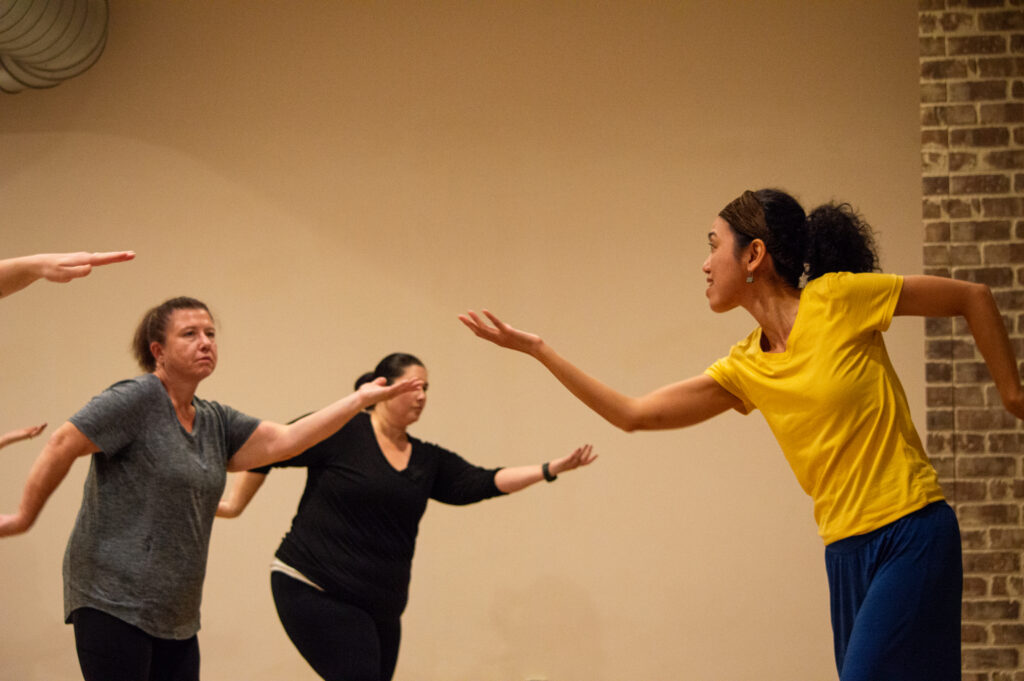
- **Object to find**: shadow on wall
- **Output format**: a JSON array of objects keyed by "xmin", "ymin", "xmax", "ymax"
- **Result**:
[{"xmin": 0, "ymin": 0, "xmax": 108, "ymax": 93}]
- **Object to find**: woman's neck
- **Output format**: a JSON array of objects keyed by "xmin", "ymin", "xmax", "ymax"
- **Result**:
[
  {"xmin": 153, "ymin": 369, "xmax": 199, "ymax": 429},
  {"xmin": 370, "ymin": 409, "xmax": 408, "ymax": 445},
  {"xmin": 745, "ymin": 283, "xmax": 802, "ymax": 353}
]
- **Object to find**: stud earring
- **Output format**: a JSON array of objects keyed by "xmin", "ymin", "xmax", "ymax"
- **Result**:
[{"xmin": 746, "ymin": 274, "xmax": 754, "ymax": 284}]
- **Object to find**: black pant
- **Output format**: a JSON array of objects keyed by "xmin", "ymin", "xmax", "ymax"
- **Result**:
[
  {"xmin": 71, "ymin": 607, "xmax": 200, "ymax": 681},
  {"xmin": 271, "ymin": 571, "xmax": 401, "ymax": 681}
]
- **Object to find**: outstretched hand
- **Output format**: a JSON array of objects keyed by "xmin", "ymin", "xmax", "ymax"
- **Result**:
[
  {"xmin": 549, "ymin": 443, "xmax": 597, "ymax": 476},
  {"xmin": 458, "ymin": 309, "xmax": 543, "ymax": 355},
  {"xmin": 39, "ymin": 251, "xmax": 136, "ymax": 283},
  {"xmin": 357, "ymin": 376, "xmax": 424, "ymax": 407},
  {"xmin": 0, "ymin": 423, "xmax": 47, "ymax": 449}
]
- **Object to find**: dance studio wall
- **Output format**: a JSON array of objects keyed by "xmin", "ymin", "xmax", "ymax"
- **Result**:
[{"xmin": 0, "ymin": 2, "xmax": 921, "ymax": 680}]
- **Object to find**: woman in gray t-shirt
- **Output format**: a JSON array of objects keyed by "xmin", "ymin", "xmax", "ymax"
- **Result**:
[{"xmin": 0, "ymin": 296, "xmax": 422, "ymax": 681}]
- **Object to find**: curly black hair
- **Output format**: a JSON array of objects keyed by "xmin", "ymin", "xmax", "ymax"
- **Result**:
[
  {"xmin": 718, "ymin": 188, "xmax": 880, "ymax": 288},
  {"xmin": 804, "ymin": 202, "xmax": 879, "ymax": 281}
]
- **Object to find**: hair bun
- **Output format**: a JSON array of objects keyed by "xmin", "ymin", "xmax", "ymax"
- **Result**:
[{"xmin": 354, "ymin": 371, "xmax": 377, "ymax": 391}]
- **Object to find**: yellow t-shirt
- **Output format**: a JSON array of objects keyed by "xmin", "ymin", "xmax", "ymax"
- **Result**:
[{"xmin": 704, "ymin": 272, "xmax": 945, "ymax": 544}]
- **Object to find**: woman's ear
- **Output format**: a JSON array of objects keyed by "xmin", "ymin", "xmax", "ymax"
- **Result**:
[
  {"xmin": 149, "ymin": 340, "xmax": 163, "ymax": 368},
  {"xmin": 746, "ymin": 238, "xmax": 768, "ymax": 275}
]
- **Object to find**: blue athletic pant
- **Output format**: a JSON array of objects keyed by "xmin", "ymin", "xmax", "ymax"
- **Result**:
[
  {"xmin": 271, "ymin": 571, "xmax": 401, "ymax": 681},
  {"xmin": 70, "ymin": 607, "xmax": 200, "ymax": 681},
  {"xmin": 825, "ymin": 501, "xmax": 962, "ymax": 681}
]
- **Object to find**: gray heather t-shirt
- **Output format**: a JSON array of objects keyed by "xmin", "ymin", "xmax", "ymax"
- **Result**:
[{"xmin": 64, "ymin": 373, "xmax": 260, "ymax": 639}]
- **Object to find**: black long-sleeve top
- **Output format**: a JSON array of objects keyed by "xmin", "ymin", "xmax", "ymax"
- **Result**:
[{"xmin": 253, "ymin": 412, "xmax": 504, "ymax": 620}]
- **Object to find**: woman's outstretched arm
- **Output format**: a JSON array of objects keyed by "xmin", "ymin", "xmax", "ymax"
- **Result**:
[
  {"xmin": 229, "ymin": 376, "xmax": 423, "ymax": 472},
  {"xmin": 0, "ymin": 422, "xmax": 99, "ymax": 537},
  {"xmin": 494, "ymin": 443, "xmax": 597, "ymax": 493},
  {"xmin": 0, "ymin": 251, "xmax": 135, "ymax": 299},
  {"xmin": 895, "ymin": 275, "xmax": 1024, "ymax": 418},
  {"xmin": 459, "ymin": 310, "xmax": 740, "ymax": 431},
  {"xmin": 0, "ymin": 423, "xmax": 47, "ymax": 450}
]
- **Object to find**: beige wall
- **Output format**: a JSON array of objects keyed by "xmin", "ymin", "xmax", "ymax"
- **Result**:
[{"xmin": 0, "ymin": 2, "xmax": 922, "ymax": 680}]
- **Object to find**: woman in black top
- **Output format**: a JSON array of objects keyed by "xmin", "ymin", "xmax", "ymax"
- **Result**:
[{"xmin": 218, "ymin": 353, "xmax": 596, "ymax": 681}]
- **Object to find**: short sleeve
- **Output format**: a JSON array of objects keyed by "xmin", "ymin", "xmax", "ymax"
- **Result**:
[
  {"xmin": 705, "ymin": 357, "xmax": 754, "ymax": 415},
  {"xmin": 69, "ymin": 376, "xmax": 160, "ymax": 456},
  {"xmin": 822, "ymin": 272, "xmax": 903, "ymax": 334},
  {"xmin": 211, "ymin": 402, "xmax": 260, "ymax": 462},
  {"xmin": 248, "ymin": 413, "xmax": 352, "ymax": 474}
]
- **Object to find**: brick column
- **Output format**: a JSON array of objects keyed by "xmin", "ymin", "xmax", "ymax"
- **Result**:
[{"xmin": 921, "ymin": 1, "xmax": 1024, "ymax": 679}]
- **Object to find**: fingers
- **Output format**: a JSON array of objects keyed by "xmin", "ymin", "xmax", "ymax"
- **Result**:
[
  {"xmin": 88, "ymin": 251, "xmax": 136, "ymax": 266},
  {"xmin": 45, "ymin": 251, "xmax": 135, "ymax": 282}
]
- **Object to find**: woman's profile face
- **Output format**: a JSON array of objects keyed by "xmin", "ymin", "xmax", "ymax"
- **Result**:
[{"xmin": 702, "ymin": 217, "xmax": 747, "ymax": 313}]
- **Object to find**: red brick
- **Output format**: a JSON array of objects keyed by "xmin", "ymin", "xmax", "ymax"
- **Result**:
[
  {"xmin": 925, "ymin": 176, "xmax": 951, "ymax": 196},
  {"xmin": 952, "ymin": 127, "xmax": 1012, "ymax": 146},
  {"xmin": 945, "ymin": 198, "xmax": 976, "ymax": 218},
  {"xmin": 949, "ymin": 479, "xmax": 992, "ymax": 501},
  {"xmin": 982, "ymin": 103, "xmax": 1024, "ymax": 124},
  {"xmin": 925, "ymin": 151, "xmax": 949, "ymax": 173},
  {"xmin": 963, "ymin": 531, "xmax": 991, "ymax": 552},
  {"xmin": 959, "ymin": 456, "xmax": 1018, "ymax": 477},
  {"xmin": 958, "ymin": 504, "xmax": 1021, "ymax": 526},
  {"xmin": 987, "ymin": 432, "xmax": 1022, "ymax": 452},
  {"xmin": 963, "ymin": 646, "xmax": 1019, "ymax": 670},
  {"xmin": 956, "ymin": 431, "xmax": 988, "ymax": 451},
  {"xmin": 994, "ymin": 625, "xmax": 1024, "ymax": 644},
  {"xmin": 923, "ymin": 58, "xmax": 972, "ymax": 80},
  {"xmin": 942, "ymin": 12, "xmax": 978, "ymax": 33},
  {"xmin": 979, "ymin": 56, "xmax": 1024, "ymax": 78},
  {"xmin": 952, "ymin": 219, "xmax": 1013, "ymax": 239},
  {"xmin": 992, "ymin": 576, "xmax": 1024, "ymax": 597},
  {"xmin": 964, "ymin": 551, "xmax": 1022, "ymax": 573},
  {"xmin": 952, "ymin": 80, "xmax": 1008, "ymax": 102},
  {"xmin": 963, "ymin": 599, "xmax": 1022, "ymax": 621},
  {"xmin": 950, "ymin": 35, "xmax": 1009, "ymax": 56},
  {"xmin": 922, "ymin": 36, "xmax": 947, "ymax": 58},
  {"xmin": 985, "ymin": 150, "xmax": 1024, "ymax": 170},
  {"xmin": 952, "ymin": 174, "xmax": 1012, "ymax": 194},
  {"xmin": 928, "ymin": 362, "xmax": 955, "ymax": 382},
  {"xmin": 924, "ymin": 200, "xmax": 944, "ymax": 220},
  {"xmin": 953, "ymin": 266, "xmax": 1015, "ymax": 287},
  {"xmin": 922, "ymin": 81, "xmax": 948, "ymax": 103},
  {"xmin": 927, "ymin": 316, "xmax": 954, "ymax": 336},
  {"xmin": 951, "ymin": 151, "xmax": 978, "ymax": 171},
  {"xmin": 964, "ymin": 622, "xmax": 991, "ymax": 643},
  {"xmin": 924, "ymin": 129, "xmax": 950, "ymax": 148},
  {"xmin": 979, "ymin": 10, "xmax": 1024, "ymax": 31}
]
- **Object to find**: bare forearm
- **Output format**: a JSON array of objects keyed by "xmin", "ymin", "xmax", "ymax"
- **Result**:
[
  {"xmin": 229, "ymin": 393, "xmax": 369, "ymax": 471},
  {"xmin": 217, "ymin": 472, "xmax": 266, "ymax": 518},
  {"xmin": 7, "ymin": 442, "xmax": 79, "ymax": 533},
  {"xmin": 0, "ymin": 255, "xmax": 43, "ymax": 298},
  {"xmin": 532, "ymin": 342, "xmax": 641, "ymax": 431},
  {"xmin": 964, "ymin": 285, "xmax": 1024, "ymax": 407},
  {"xmin": 494, "ymin": 465, "xmax": 545, "ymax": 493}
]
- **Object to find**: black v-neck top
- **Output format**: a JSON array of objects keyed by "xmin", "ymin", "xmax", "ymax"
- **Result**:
[{"xmin": 253, "ymin": 411, "xmax": 503, "ymax": 619}]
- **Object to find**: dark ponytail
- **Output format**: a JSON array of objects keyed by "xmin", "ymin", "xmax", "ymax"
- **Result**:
[
  {"xmin": 719, "ymin": 188, "xmax": 880, "ymax": 288},
  {"xmin": 804, "ymin": 202, "xmax": 879, "ymax": 281},
  {"xmin": 354, "ymin": 353, "xmax": 424, "ymax": 409}
]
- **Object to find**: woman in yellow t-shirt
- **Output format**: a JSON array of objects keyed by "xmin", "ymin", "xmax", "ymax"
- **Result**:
[{"xmin": 459, "ymin": 188, "xmax": 1024, "ymax": 681}]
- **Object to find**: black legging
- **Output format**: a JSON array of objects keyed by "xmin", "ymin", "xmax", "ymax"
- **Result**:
[
  {"xmin": 271, "ymin": 571, "xmax": 401, "ymax": 681},
  {"xmin": 71, "ymin": 607, "xmax": 200, "ymax": 681}
]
